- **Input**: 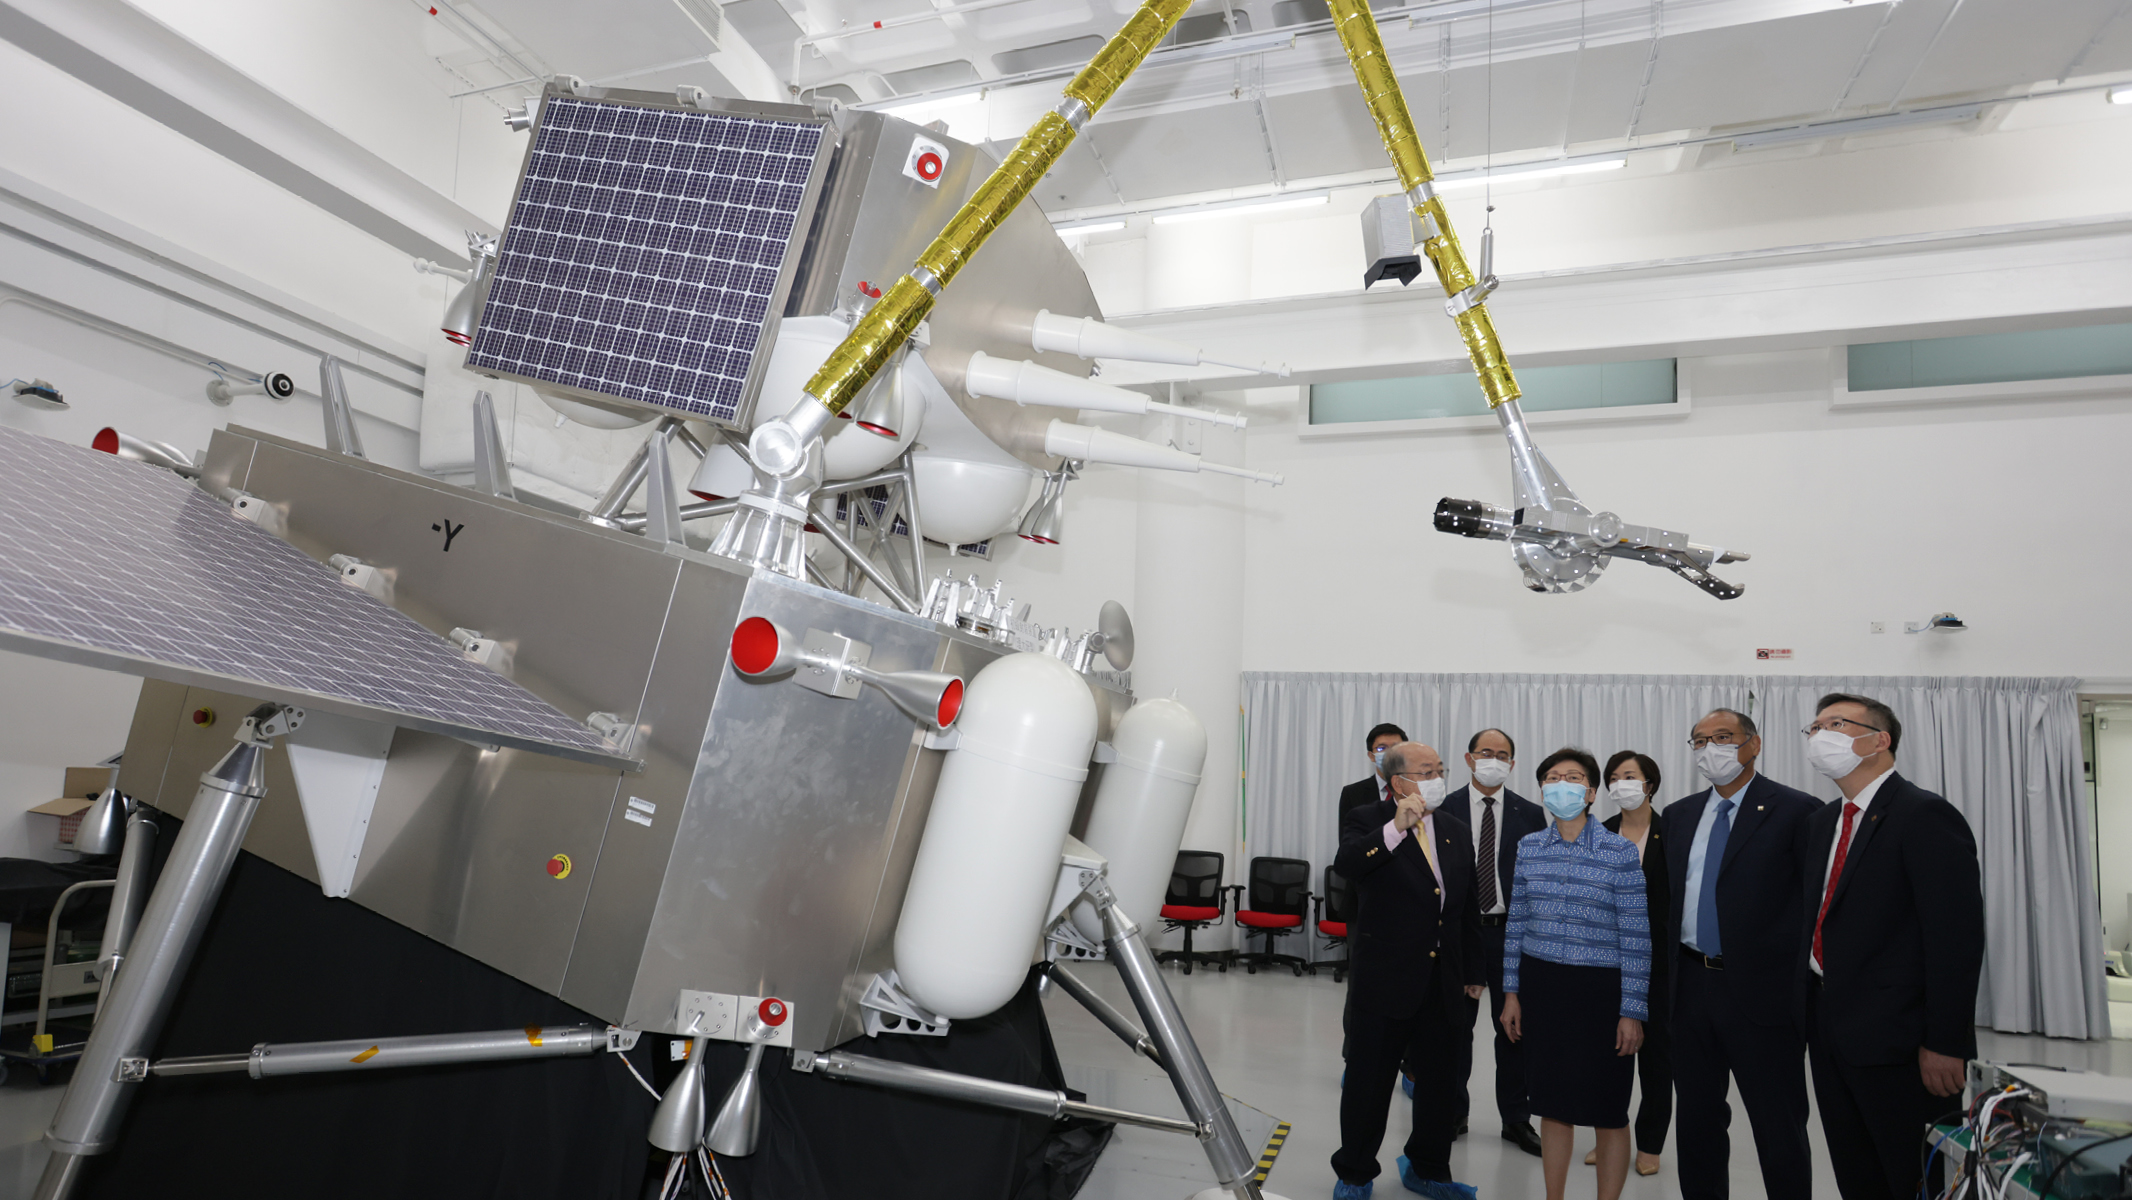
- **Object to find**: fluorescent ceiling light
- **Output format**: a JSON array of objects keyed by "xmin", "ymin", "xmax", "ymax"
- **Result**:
[
  {"xmin": 1432, "ymin": 158, "xmax": 1626, "ymax": 189},
  {"xmin": 2111, "ymin": 85, "xmax": 2132, "ymax": 105},
  {"xmin": 1057, "ymin": 220, "xmax": 1126, "ymax": 237},
  {"xmin": 1732, "ymin": 103, "xmax": 1984, "ymax": 149},
  {"xmin": 1152, "ymin": 194, "xmax": 1328, "ymax": 225}
]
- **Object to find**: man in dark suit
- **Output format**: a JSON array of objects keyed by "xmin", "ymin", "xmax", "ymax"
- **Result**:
[
  {"xmin": 1663, "ymin": 708, "xmax": 1821, "ymax": 1200},
  {"xmin": 1332, "ymin": 742, "xmax": 1484, "ymax": 1200},
  {"xmin": 1437, "ymin": 728, "xmax": 1545, "ymax": 1157},
  {"xmin": 1800, "ymin": 693, "xmax": 1983, "ymax": 1200},
  {"xmin": 1338, "ymin": 722, "xmax": 1408, "ymax": 826}
]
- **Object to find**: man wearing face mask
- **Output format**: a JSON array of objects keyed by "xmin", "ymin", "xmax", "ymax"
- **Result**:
[
  {"xmin": 1799, "ymin": 694, "xmax": 1982, "ymax": 1200},
  {"xmin": 1341, "ymin": 723, "xmax": 1411, "ymax": 827},
  {"xmin": 1661, "ymin": 709, "xmax": 1820, "ymax": 1200},
  {"xmin": 1439, "ymin": 729, "xmax": 1546, "ymax": 1157},
  {"xmin": 1333, "ymin": 742, "xmax": 1486, "ymax": 1200}
]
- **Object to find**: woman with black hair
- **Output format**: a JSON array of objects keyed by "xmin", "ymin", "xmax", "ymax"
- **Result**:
[
  {"xmin": 1498, "ymin": 747, "xmax": 1651, "ymax": 1200},
  {"xmin": 1581, "ymin": 750, "xmax": 1671, "ymax": 1178}
]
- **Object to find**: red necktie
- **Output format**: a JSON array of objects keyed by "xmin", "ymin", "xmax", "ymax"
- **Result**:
[
  {"xmin": 1385, "ymin": 782, "xmax": 1396, "ymax": 805},
  {"xmin": 1812, "ymin": 802, "xmax": 1862, "ymax": 969}
]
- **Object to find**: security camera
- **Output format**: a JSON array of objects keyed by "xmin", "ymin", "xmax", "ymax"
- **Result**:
[{"xmin": 206, "ymin": 371, "xmax": 297, "ymax": 406}]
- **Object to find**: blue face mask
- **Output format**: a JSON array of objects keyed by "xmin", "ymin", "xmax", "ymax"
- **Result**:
[{"xmin": 1541, "ymin": 781, "xmax": 1589, "ymax": 820}]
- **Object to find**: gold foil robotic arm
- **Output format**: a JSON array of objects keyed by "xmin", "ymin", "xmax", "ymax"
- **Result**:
[{"xmin": 1327, "ymin": 0, "xmax": 1749, "ymax": 599}]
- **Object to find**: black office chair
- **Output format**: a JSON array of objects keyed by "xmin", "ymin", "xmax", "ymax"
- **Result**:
[
  {"xmin": 1315, "ymin": 865, "xmax": 1354, "ymax": 983},
  {"xmin": 1154, "ymin": 850, "xmax": 1229, "ymax": 975},
  {"xmin": 1234, "ymin": 856, "xmax": 1312, "ymax": 977}
]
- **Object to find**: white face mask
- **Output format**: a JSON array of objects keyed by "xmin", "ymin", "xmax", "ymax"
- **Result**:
[
  {"xmin": 1609, "ymin": 779, "xmax": 1648, "ymax": 809},
  {"xmin": 1418, "ymin": 777, "xmax": 1448, "ymax": 811},
  {"xmin": 1807, "ymin": 728, "xmax": 1868, "ymax": 780},
  {"xmin": 1472, "ymin": 758, "xmax": 1511, "ymax": 789},
  {"xmin": 1696, "ymin": 743, "xmax": 1745, "ymax": 787}
]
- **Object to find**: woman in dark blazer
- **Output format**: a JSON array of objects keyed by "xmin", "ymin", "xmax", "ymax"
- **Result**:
[{"xmin": 1591, "ymin": 750, "xmax": 1670, "ymax": 1177}]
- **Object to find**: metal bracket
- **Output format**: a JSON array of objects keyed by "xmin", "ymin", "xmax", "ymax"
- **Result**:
[
  {"xmin": 860, "ymin": 970, "xmax": 949, "ymax": 1038},
  {"xmin": 1444, "ymin": 274, "xmax": 1500, "ymax": 317},
  {"xmin": 114, "ymin": 1057, "xmax": 148, "ymax": 1083},
  {"xmin": 605, "ymin": 1026, "xmax": 640, "ymax": 1053},
  {"xmin": 793, "ymin": 629, "xmax": 868, "ymax": 700}
]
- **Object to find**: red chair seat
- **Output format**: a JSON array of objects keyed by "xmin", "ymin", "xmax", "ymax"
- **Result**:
[
  {"xmin": 1317, "ymin": 920, "xmax": 1347, "ymax": 938},
  {"xmin": 1236, "ymin": 910, "xmax": 1302, "ymax": 930},
  {"xmin": 1161, "ymin": 905, "xmax": 1221, "ymax": 923}
]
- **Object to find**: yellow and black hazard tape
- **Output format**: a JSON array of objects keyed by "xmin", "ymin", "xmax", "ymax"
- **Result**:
[{"xmin": 1253, "ymin": 1121, "xmax": 1292, "ymax": 1184}]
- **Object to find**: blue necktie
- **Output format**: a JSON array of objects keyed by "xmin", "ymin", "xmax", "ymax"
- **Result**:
[{"xmin": 1696, "ymin": 798, "xmax": 1734, "ymax": 956}]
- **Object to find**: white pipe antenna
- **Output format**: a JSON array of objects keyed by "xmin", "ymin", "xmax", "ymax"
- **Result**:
[
  {"xmin": 965, "ymin": 353, "xmax": 1246, "ymax": 429},
  {"xmin": 1029, "ymin": 311, "xmax": 1289, "ymax": 378},
  {"xmin": 1042, "ymin": 420, "xmax": 1281, "ymax": 486}
]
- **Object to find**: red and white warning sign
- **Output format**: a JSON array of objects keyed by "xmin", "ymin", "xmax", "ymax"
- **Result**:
[{"xmin": 904, "ymin": 135, "xmax": 949, "ymax": 188}]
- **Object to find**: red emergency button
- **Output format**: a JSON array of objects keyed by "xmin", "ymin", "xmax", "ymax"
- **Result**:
[
  {"xmin": 191, "ymin": 707, "xmax": 216, "ymax": 726},
  {"xmin": 546, "ymin": 853, "xmax": 572, "ymax": 879},
  {"xmin": 758, "ymin": 997, "xmax": 787, "ymax": 1027}
]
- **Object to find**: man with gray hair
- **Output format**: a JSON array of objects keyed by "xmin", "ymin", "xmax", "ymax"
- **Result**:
[
  {"xmin": 1662, "ymin": 708, "xmax": 1820, "ymax": 1200},
  {"xmin": 1332, "ymin": 743, "xmax": 1486, "ymax": 1200}
]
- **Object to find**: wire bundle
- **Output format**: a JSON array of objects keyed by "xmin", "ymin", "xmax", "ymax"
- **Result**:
[{"xmin": 1927, "ymin": 1082, "xmax": 2132, "ymax": 1200}]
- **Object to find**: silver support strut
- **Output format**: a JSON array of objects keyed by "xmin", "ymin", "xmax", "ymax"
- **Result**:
[
  {"xmin": 35, "ymin": 702, "xmax": 302, "ymax": 1200},
  {"xmin": 794, "ymin": 1049, "xmax": 1200, "ymax": 1136},
  {"xmin": 94, "ymin": 809, "xmax": 159, "ymax": 996},
  {"xmin": 1093, "ymin": 879, "xmax": 1265, "ymax": 1199},
  {"xmin": 1041, "ymin": 962, "xmax": 1163, "ymax": 1068},
  {"xmin": 150, "ymin": 1024, "xmax": 605, "ymax": 1078}
]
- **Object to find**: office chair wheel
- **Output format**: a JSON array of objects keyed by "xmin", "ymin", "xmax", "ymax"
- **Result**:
[
  {"xmin": 1182, "ymin": 961, "xmax": 1193, "ymax": 976},
  {"xmin": 1246, "ymin": 963, "xmax": 1257, "ymax": 974},
  {"xmin": 1290, "ymin": 964, "xmax": 1303, "ymax": 977},
  {"xmin": 1334, "ymin": 969, "xmax": 1346, "ymax": 983},
  {"xmin": 1218, "ymin": 962, "xmax": 1228, "ymax": 973}
]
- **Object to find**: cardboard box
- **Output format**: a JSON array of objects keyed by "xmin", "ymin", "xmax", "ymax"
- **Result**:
[{"xmin": 29, "ymin": 767, "xmax": 113, "ymax": 846}]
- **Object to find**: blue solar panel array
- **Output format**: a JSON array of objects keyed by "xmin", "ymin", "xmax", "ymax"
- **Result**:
[{"xmin": 466, "ymin": 96, "xmax": 826, "ymax": 425}]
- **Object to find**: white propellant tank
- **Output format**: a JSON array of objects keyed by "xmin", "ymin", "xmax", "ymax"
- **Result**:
[
  {"xmin": 1069, "ymin": 698, "xmax": 1208, "ymax": 944},
  {"xmin": 894, "ymin": 652, "xmax": 1098, "ymax": 1019}
]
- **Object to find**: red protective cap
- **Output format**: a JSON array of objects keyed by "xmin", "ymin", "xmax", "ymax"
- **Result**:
[
  {"xmin": 936, "ymin": 678, "xmax": 964, "ymax": 729},
  {"xmin": 758, "ymin": 997, "xmax": 787, "ymax": 1027},
  {"xmin": 730, "ymin": 617, "xmax": 780, "ymax": 676},
  {"xmin": 91, "ymin": 428, "xmax": 120, "ymax": 455},
  {"xmin": 855, "ymin": 420, "xmax": 897, "ymax": 438}
]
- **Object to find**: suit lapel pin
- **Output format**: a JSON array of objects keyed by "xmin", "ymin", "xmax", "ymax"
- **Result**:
[{"xmin": 1757, "ymin": 805, "xmax": 1764, "ymax": 811}]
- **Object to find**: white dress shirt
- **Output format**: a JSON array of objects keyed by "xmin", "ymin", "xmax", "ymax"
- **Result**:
[
  {"xmin": 1463, "ymin": 785, "xmax": 1508, "ymax": 915},
  {"xmin": 1809, "ymin": 766, "xmax": 1894, "ymax": 976}
]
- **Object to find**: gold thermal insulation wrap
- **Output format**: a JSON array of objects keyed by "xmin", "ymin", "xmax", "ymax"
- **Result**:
[
  {"xmin": 1327, "ymin": 0, "xmax": 1521, "ymax": 408},
  {"xmin": 800, "ymin": 0, "xmax": 1192, "ymax": 416}
]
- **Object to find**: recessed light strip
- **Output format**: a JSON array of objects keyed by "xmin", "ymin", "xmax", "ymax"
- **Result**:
[{"xmin": 1150, "ymin": 193, "xmax": 1330, "ymax": 226}]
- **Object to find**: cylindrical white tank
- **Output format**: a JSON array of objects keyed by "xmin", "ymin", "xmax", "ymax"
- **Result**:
[
  {"xmin": 895, "ymin": 652, "xmax": 1098, "ymax": 1019},
  {"xmin": 1069, "ymin": 698, "xmax": 1207, "ymax": 943}
]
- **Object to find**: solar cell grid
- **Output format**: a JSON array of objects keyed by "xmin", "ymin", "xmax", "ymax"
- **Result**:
[
  {"xmin": 0, "ymin": 426, "xmax": 625, "ymax": 766},
  {"xmin": 466, "ymin": 95, "xmax": 825, "ymax": 425}
]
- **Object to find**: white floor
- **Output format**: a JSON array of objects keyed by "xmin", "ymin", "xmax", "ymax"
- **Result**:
[
  {"xmin": 0, "ymin": 969, "xmax": 2124, "ymax": 1199},
  {"xmin": 1045, "ymin": 964, "xmax": 2132, "ymax": 1200}
]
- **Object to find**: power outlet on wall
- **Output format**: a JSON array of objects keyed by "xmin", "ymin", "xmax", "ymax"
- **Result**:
[{"xmin": 1870, "ymin": 621, "xmax": 1886, "ymax": 634}]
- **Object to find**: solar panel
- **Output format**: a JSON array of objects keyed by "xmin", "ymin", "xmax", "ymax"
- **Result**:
[
  {"xmin": 465, "ymin": 91, "xmax": 831, "ymax": 428},
  {"xmin": 0, "ymin": 425, "xmax": 630, "ymax": 767}
]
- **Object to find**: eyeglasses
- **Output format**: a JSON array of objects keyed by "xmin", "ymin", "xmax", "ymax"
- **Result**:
[
  {"xmin": 1803, "ymin": 717, "xmax": 1884, "ymax": 738},
  {"xmin": 1470, "ymin": 749, "xmax": 1513, "ymax": 761},
  {"xmin": 1686, "ymin": 732, "xmax": 1748, "ymax": 750},
  {"xmin": 1393, "ymin": 771, "xmax": 1444, "ymax": 781},
  {"xmin": 1541, "ymin": 774, "xmax": 1588, "ymax": 786}
]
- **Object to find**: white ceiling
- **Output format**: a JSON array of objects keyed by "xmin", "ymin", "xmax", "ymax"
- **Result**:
[{"xmin": 440, "ymin": 0, "xmax": 2132, "ymax": 216}]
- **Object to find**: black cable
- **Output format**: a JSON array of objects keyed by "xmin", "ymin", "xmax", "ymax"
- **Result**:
[{"xmin": 2036, "ymin": 1129, "xmax": 2132, "ymax": 1199}]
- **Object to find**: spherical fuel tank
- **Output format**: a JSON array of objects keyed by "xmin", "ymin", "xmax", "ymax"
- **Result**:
[
  {"xmin": 894, "ymin": 652, "xmax": 1097, "ymax": 1019},
  {"xmin": 1069, "ymin": 698, "xmax": 1207, "ymax": 944}
]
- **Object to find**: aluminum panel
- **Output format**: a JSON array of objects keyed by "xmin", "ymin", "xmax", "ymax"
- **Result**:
[{"xmin": 622, "ymin": 573, "xmax": 960, "ymax": 1049}]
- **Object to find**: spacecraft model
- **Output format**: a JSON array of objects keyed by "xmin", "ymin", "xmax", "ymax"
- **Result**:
[
  {"xmin": 1328, "ymin": 0, "xmax": 1751, "ymax": 599},
  {"xmin": 4, "ymin": 2, "xmax": 1293, "ymax": 1199}
]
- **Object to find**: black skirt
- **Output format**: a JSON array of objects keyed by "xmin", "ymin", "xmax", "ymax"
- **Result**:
[{"xmin": 1519, "ymin": 954, "xmax": 1636, "ymax": 1128}]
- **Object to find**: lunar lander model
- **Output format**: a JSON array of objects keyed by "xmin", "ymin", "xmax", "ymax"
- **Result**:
[{"xmin": 2, "ymin": 2, "xmax": 1750, "ymax": 1196}]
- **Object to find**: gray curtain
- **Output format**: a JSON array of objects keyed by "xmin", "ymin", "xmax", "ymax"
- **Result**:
[{"xmin": 1240, "ymin": 672, "xmax": 2106, "ymax": 1040}]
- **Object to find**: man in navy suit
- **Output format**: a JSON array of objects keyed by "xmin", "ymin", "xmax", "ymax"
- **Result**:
[
  {"xmin": 1663, "ymin": 708, "xmax": 1820, "ymax": 1200},
  {"xmin": 1437, "ymin": 728, "xmax": 1545, "ymax": 1157},
  {"xmin": 1800, "ymin": 693, "xmax": 1983, "ymax": 1200},
  {"xmin": 1332, "ymin": 742, "xmax": 1484, "ymax": 1200}
]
